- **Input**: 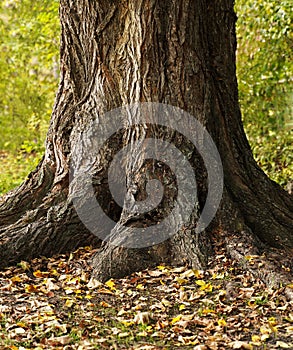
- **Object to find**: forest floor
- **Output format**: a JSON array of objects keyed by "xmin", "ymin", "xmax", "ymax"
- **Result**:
[{"xmin": 0, "ymin": 243, "xmax": 292, "ymax": 350}]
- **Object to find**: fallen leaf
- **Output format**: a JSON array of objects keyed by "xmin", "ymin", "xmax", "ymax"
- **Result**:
[
  {"xmin": 14, "ymin": 327, "xmax": 26, "ymax": 334},
  {"xmin": 97, "ymin": 288, "xmax": 114, "ymax": 295},
  {"xmin": 230, "ymin": 341, "xmax": 252, "ymax": 349},
  {"xmin": 118, "ymin": 332, "xmax": 129, "ymax": 338},
  {"xmin": 87, "ymin": 277, "xmax": 103, "ymax": 289},
  {"xmin": 276, "ymin": 341, "xmax": 291, "ymax": 348},
  {"xmin": 217, "ymin": 318, "xmax": 227, "ymax": 327},
  {"xmin": 47, "ymin": 335, "xmax": 72, "ymax": 345},
  {"xmin": 105, "ymin": 279, "xmax": 116, "ymax": 290},
  {"xmin": 100, "ymin": 301, "xmax": 111, "ymax": 308},
  {"xmin": 65, "ymin": 299, "xmax": 74, "ymax": 308},
  {"xmin": 25, "ymin": 284, "xmax": 39, "ymax": 293},
  {"xmin": 193, "ymin": 345, "xmax": 208, "ymax": 350},
  {"xmin": 170, "ymin": 315, "xmax": 182, "ymax": 325},
  {"xmin": 134, "ymin": 312, "xmax": 151, "ymax": 325}
]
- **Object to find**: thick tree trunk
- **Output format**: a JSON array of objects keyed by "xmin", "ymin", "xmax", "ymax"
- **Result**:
[{"xmin": 0, "ymin": 0, "xmax": 292, "ymax": 283}]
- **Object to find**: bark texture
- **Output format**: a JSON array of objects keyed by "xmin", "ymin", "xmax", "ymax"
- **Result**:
[{"xmin": 0, "ymin": 0, "xmax": 292, "ymax": 283}]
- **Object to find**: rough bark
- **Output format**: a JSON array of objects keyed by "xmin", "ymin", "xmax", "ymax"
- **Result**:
[{"xmin": 0, "ymin": 0, "xmax": 292, "ymax": 283}]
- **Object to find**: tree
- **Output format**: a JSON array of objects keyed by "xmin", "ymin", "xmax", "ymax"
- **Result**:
[{"xmin": 0, "ymin": 0, "xmax": 292, "ymax": 284}]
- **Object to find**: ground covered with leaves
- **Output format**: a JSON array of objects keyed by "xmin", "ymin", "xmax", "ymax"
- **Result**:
[{"xmin": 0, "ymin": 245, "xmax": 292, "ymax": 350}]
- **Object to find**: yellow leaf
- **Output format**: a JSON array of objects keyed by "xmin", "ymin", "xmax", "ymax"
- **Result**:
[
  {"xmin": 175, "ymin": 277, "xmax": 188, "ymax": 285},
  {"xmin": 33, "ymin": 270, "xmax": 48, "ymax": 278},
  {"xmin": 157, "ymin": 265, "xmax": 167, "ymax": 270},
  {"xmin": 136, "ymin": 284, "xmax": 144, "ymax": 290},
  {"xmin": 260, "ymin": 326, "xmax": 271, "ymax": 334},
  {"xmin": 196, "ymin": 280, "xmax": 206, "ymax": 286},
  {"xmin": 203, "ymin": 309, "xmax": 215, "ymax": 315},
  {"xmin": 50, "ymin": 269, "xmax": 59, "ymax": 276},
  {"xmin": 268, "ymin": 317, "xmax": 277, "ymax": 325},
  {"xmin": 193, "ymin": 269, "xmax": 203, "ymax": 278},
  {"xmin": 170, "ymin": 315, "xmax": 182, "ymax": 325},
  {"xmin": 11, "ymin": 276, "xmax": 22, "ymax": 283},
  {"xmin": 105, "ymin": 279, "xmax": 116, "ymax": 290},
  {"xmin": 212, "ymin": 273, "xmax": 225, "ymax": 280},
  {"xmin": 218, "ymin": 318, "xmax": 227, "ymax": 327},
  {"xmin": 247, "ymin": 300, "xmax": 256, "ymax": 308},
  {"xmin": 179, "ymin": 304, "xmax": 186, "ymax": 311},
  {"xmin": 65, "ymin": 299, "xmax": 74, "ymax": 308},
  {"xmin": 203, "ymin": 284, "xmax": 213, "ymax": 292},
  {"xmin": 269, "ymin": 325, "xmax": 278, "ymax": 333},
  {"xmin": 196, "ymin": 280, "xmax": 213, "ymax": 292},
  {"xmin": 251, "ymin": 335, "xmax": 261, "ymax": 343},
  {"xmin": 120, "ymin": 320, "xmax": 134, "ymax": 327},
  {"xmin": 244, "ymin": 255, "xmax": 258, "ymax": 261},
  {"xmin": 67, "ymin": 277, "xmax": 80, "ymax": 285},
  {"xmin": 25, "ymin": 284, "xmax": 38, "ymax": 293},
  {"xmin": 16, "ymin": 322, "xmax": 26, "ymax": 328}
]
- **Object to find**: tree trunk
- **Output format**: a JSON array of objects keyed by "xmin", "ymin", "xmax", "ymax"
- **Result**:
[{"xmin": 0, "ymin": 0, "xmax": 292, "ymax": 284}]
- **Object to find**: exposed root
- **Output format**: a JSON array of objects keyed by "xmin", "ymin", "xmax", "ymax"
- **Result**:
[{"xmin": 222, "ymin": 228, "xmax": 293, "ymax": 300}]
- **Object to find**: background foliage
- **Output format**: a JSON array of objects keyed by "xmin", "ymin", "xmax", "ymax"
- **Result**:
[
  {"xmin": 0, "ymin": 0, "xmax": 59, "ymax": 193},
  {"xmin": 236, "ymin": 0, "xmax": 292, "ymax": 186},
  {"xmin": 0, "ymin": 0, "xmax": 292, "ymax": 195}
]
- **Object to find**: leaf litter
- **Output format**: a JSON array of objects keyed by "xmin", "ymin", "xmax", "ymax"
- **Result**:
[{"xmin": 0, "ymin": 246, "xmax": 292, "ymax": 349}]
